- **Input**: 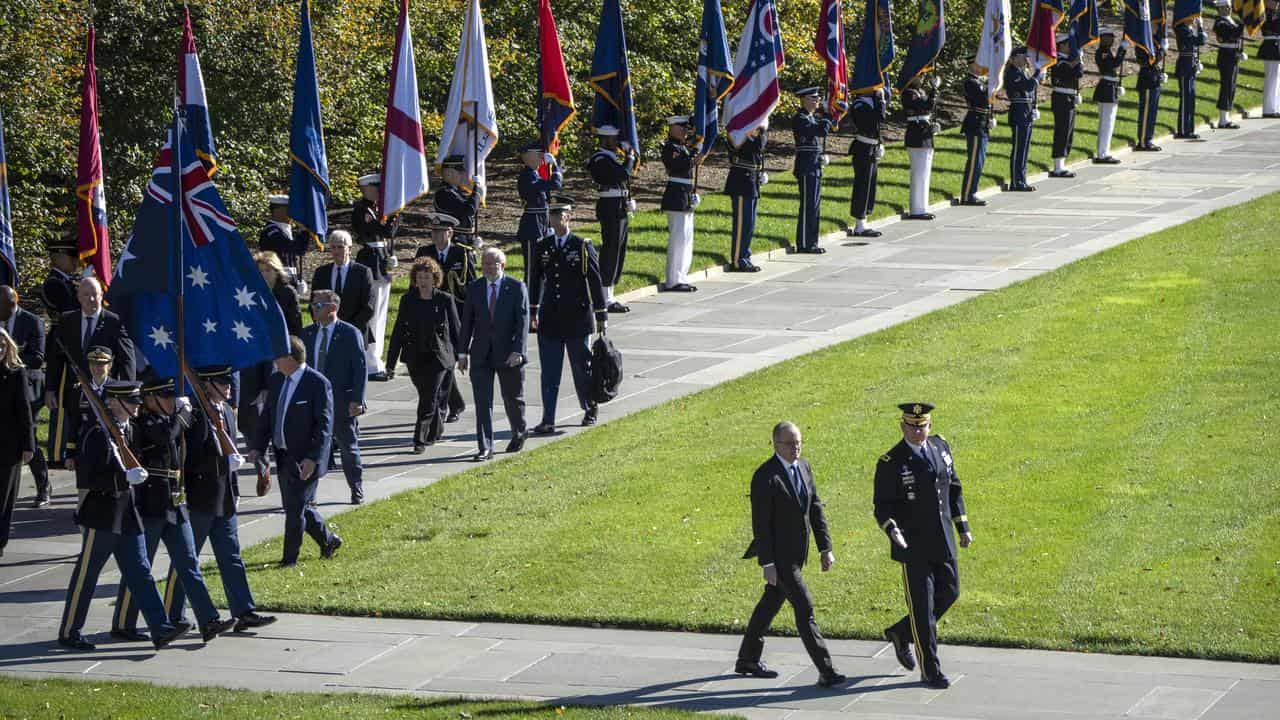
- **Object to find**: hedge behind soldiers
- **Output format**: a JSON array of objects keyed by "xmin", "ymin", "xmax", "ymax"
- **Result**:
[
  {"xmin": 57, "ymin": 380, "xmax": 184, "ymax": 652},
  {"xmin": 516, "ymin": 141, "xmax": 563, "ymax": 276},
  {"xmin": 873, "ymin": 403, "xmax": 973, "ymax": 690},
  {"xmin": 353, "ymin": 173, "xmax": 400, "ymax": 381},
  {"xmin": 258, "ymin": 194, "xmax": 309, "ymax": 292},
  {"xmin": 959, "ymin": 58, "xmax": 992, "ymax": 206},
  {"xmin": 725, "ymin": 126, "xmax": 768, "ymax": 268},
  {"xmin": 660, "ymin": 115, "xmax": 701, "ymax": 289},
  {"xmin": 588, "ymin": 125, "xmax": 637, "ymax": 312},
  {"xmin": 1049, "ymin": 36, "xmax": 1084, "ymax": 179},
  {"xmin": 1134, "ymin": 45, "xmax": 1166, "ymax": 151},
  {"xmin": 1004, "ymin": 48, "xmax": 1040, "ymax": 192},
  {"xmin": 414, "ymin": 212, "xmax": 474, "ymax": 422},
  {"xmin": 792, "ymin": 88, "xmax": 834, "ymax": 250},
  {"xmin": 109, "ymin": 374, "xmax": 233, "ymax": 644},
  {"xmin": 1093, "ymin": 31, "xmax": 1127, "ymax": 164},
  {"xmin": 1213, "ymin": 0, "xmax": 1245, "ymax": 129},
  {"xmin": 847, "ymin": 89, "xmax": 885, "ymax": 237},
  {"xmin": 1174, "ymin": 17, "xmax": 1208, "ymax": 139}
]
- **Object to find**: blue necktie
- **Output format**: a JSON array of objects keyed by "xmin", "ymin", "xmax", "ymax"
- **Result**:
[
  {"xmin": 274, "ymin": 376, "xmax": 292, "ymax": 449},
  {"xmin": 790, "ymin": 465, "xmax": 807, "ymax": 506}
]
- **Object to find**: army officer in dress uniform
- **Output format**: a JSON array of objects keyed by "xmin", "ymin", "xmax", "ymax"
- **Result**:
[
  {"xmin": 353, "ymin": 173, "xmax": 400, "ymax": 381},
  {"xmin": 874, "ymin": 403, "xmax": 973, "ymax": 690},
  {"xmin": 660, "ymin": 114, "xmax": 700, "ymax": 290},
  {"xmin": 959, "ymin": 57, "xmax": 993, "ymax": 206},
  {"xmin": 1134, "ymin": 45, "xmax": 1167, "ymax": 152},
  {"xmin": 725, "ymin": 126, "xmax": 768, "ymax": 268},
  {"xmin": 792, "ymin": 88, "xmax": 834, "ymax": 251},
  {"xmin": 1174, "ymin": 16, "xmax": 1208, "ymax": 139}
]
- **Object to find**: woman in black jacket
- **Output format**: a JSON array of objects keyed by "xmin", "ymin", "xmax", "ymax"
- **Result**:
[
  {"xmin": 0, "ymin": 328, "xmax": 36, "ymax": 557},
  {"xmin": 255, "ymin": 250, "xmax": 303, "ymax": 336},
  {"xmin": 387, "ymin": 258, "xmax": 461, "ymax": 453}
]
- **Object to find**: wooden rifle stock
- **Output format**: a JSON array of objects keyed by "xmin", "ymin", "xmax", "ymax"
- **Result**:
[
  {"xmin": 181, "ymin": 362, "xmax": 237, "ymax": 458},
  {"xmin": 52, "ymin": 338, "xmax": 140, "ymax": 471}
]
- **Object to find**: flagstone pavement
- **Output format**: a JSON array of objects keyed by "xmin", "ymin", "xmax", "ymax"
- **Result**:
[{"xmin": 3, "ymin": 118, "xmax": 1279, "ymax": 719}]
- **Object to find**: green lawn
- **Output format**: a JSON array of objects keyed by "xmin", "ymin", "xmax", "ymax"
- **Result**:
[
  {"xmin": 229, "ymin": 189, "xmax": 1280, "ymax": 663},
  {"xmin": 0, "ymin": 677, "xmax": 712, "ymax": 720}
]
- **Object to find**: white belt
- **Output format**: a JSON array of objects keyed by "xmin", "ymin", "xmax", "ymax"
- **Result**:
[
  {"xmin": 795, "ymin": 146, "xmax": 822, "ymax": 152},
  {"xmin": 522, "ymin": 208, "xmax": 547, "ymax": 215},
  {"xmin": 907, "ymin": 114, "xmax": 932, "ymax": 122},
  {"xmin": 855, "ymin": 135, "xmax": 879, "ymax": 145},
  {"xmin": 597, "ymin": 189, "xmax": 627, "ymax": 198},
  {"xmin": 1101, "ymin": 75, "xmax": 1119, "ymax": 82},
  {"xmin": 363, "ymin": 241, "xmax": 387, "ymax": 249},
  {"xmin": 1011, "ymin": 98, "xmax": 1036, "ymax": 104},
  {"xmin": 1264, "ymin": 36, "xmax": 1280, "ymax": 41},
  {"xmin": 1218, "ymin": 42, "xmax": 1242, "ymax": 49},
  {"xmin": 1053, "ymin": 87, "xmax": 1078, "ymax": 95},
  {"xmin": 665, "ymin": 177, "xmax": 693, "ymax": 185}
]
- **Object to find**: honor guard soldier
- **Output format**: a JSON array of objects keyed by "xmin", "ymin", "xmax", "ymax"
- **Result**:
[
  {"xmin": 110, "ymin": 374, "xmax": 233, "ymax": 644},
  {"xmin": 528, "ymin": 195, "xmax": 607, "ymax": 434},
  {"xmin": 1261, "ymin": 2, "xmax": 1280, "ymax": 117},
  {"xmin": 661, "ymin": 114, "xmax": 701, "ymax": 289},
  {"xmin": 1004, "ymin": 47, "xmax": 1041, "ymax": 192},
  {"xmin": 902, "ymin": 76, "xmax": 941, "ymax": 220},
  {"xmin": 725, "ymin": 125, "xmax": 768, "ymax": 267},
  {"xmin": 1213, "ymin": 0, "xmax": 1245, "ymax": 129},
  {"xmin": 57, "ymin": 380, "xmax": 184, "ymax": 652},
  {"xmin": 1093, "ymin": 31, "xmax": 1127, "ymax": 164},
  {"xmin": 516, "ymin": 141, "xmax": 563, "ymax": 277},
  {"xmin": 959, "ymin": 57, "xmax": 993, "ymax": 206},
  {"xmin": 353, "ymin": 173, "xmax": 400, "ymax": 381},
  {"xmin": 1134, "ymin": 45, "xmax": 1167, "ymax": 151},
  {"xmin": 258, "ymin": 194, "xmax": 308, "ymax": 293},
  {"xmin": 588, "ymin": 125, "xmax": 637, "ymax": 311},
  {"xmin": 1049, "ymin": 36, "xmax": 1084, "ymax": 178},
  {"xmin": 414, "ymin": 212, "xmax": 474, "ymax": 422},
  {"xmin": 792, "ymin": 88, "xmax": 834, "ymax": 249},
  {"xmin": 847, "ymin": 89, "xmax": 885, "ymax": 237},
  {"xmin": 41, "ymin": 231, "xmax": 80, "ymax": 322},
  {"xmin": 874, "ymin": 403, "xmax": 973, "ymax": 690},
  {"xmin": 169, "ymin": 365, "xmax": 277, "ymax": 633},
  {"xmin": 435, "ymin": 155, "xmax": 480, "ymax": 249},
  {"xmin": 1174, "ymin": 16, "xmax": 1208, "ymax": 139}
]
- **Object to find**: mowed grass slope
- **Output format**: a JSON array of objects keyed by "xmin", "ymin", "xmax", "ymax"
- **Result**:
[
  {"xmin": 0, "ymin": 677, "xmax": 715, "ymax": 720},
  {"xmin": 234, "ymin": 193, "xmax": 1280, "ymax": 663}
]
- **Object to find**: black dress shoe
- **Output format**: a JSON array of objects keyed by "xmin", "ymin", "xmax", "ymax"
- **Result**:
[
  {"xmin": 174, "ymin": 620, "xmax": 193, "ymax": 636},
  {"xmin": 472, "ymin": 450, "xmax": 495, "ymax": 461},
  {"xmin": 446, "ymin": 411, "xmax": 462, "ymax": 423},
  {"xmin": 506, "ymin": 433, "xmax": 527, "ymax": 453},
  {"xmin": 795, "ymin": 246, "xmax": 827, "ymax": 254},
  {"xmin": 58, "ymin": 634, "xmax": 96, "ymax": 651},
  {"xmin": 1092, "ymin": 156, "xmax": 1121, "ymax": 164},
  {"xmin": 234, "ymin": 611, "xmax": 278, "ymax": 632},
  {"xmin": 278, "ymin": 560, "xmax": 298, "ymax": 569},
  {"xmin": 727, "ymin": 262, "xmax": 762, "ymax": 272},
  {"xmin": 582, "ymin": 405, "xmax": 598, "ymax": 426},
  {"xmin": 606, "ymin": 301, "xmax": 631, "ymax": 313},
  {"xmin": 1133, "ymin": 143, "xmax": 1161, "ymax": 152},
  {"xmin": 1048, "ymin": 170, "xmax": 1076, "ymax": 178},
  {"xmin": 1006, "ymin": 183, "xmax": 1037, "ymax": 192},
  {"xmin": 884, "ymin": 628, "xmax": 916, "ymax": 671},
  {"xmin": 1264, "ymin": 113, "xmax": 1280, "ymax": 119},
  {"xmin": 924, "ymin": 672, "xmax": 951, "ymax": 689},
  {"xmin": 33, "ymin": 495, "xmax": 51, "ymax": 508},
  {"xmin": 850, "ymin": 227, "xmax": 882, "ymax": 238},
  {"xmin": 664, "ymin": 283, "xmax": 698, "ymax": 292},
  {"xmin": 733, "ymin": 661, "xmax": 779, "ymax": 678},
  {"xmin": 367, "ymin": 372, "xmax": 389, "ymax": 382},
  {"xmin": 110, "ymin": 628, "xmax": 150, "ymax": 642},
  {"xmin": 153, "ymin": 625, "xmax": 186, "ymax": 650},
  {"xmin": 531, "ymin": 423, "xmax": 556, "ymax": 436},
  {"xmin": 817, "ymin": 671, "xmax": 848, "ymax": 688},
  {"xmin": 321, "ymin": 535, "xmax": 343, "ymax": 559},
  {"xmin": 958, "ymin": 197, "xmax": 987, "ymax": 206},
  {"xmin": 350, "ymin": 494, "xmax": 364, "ymax": 505},
  {"xmin": 412, "ymin": 444, "xmax": 426, "ymax": 454},
  {"xmin": 1218, "ymin": 121, "xmax": 1240, "ymax": 129},
  {"xmin": 903, "ymin": 212, "xmax": 935, "ymax": 221},
  {"xmin": 201, "ymin": 617, "xmax": 235, "ymax": 643}
]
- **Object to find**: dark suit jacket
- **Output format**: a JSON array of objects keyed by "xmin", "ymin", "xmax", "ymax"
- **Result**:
[
  {"xmin": 459, "ymin": 275, "xmax": 529, "ymax": 368},
  {"xmin": 300, "ymin": 319, "xmax": 366, "ymax": 420},
  {"xmin": 310, "ymin": 261, "xmax": 376, "ymax": 340},
  {"xmin": 46, "ymin": 309, "xmax": 137, "ymax": 402},
  {"xmin": 873, "ymin": 436, "xmax": 968, "ymax": 563},
  {"xmin": 272, "ymin": 282, "xmax": 303, "ymax": 337},
  {"xmin": 743, "ymin": 455, "xmax": 832, "ymax": 569},
  {"xmin": 251, "ymin": 366, "xmax": 333, "ymax": 477},
  {"xmin": 0, "ymin": 366, "xmax": 34, "ymax": 465},
  {"xmin": 7, "ymin": 307, "xmax": 46, "ymax": 401},
  {"xmin": 387, "ymin": 289, "xmax": 460, "ymax": 370}
]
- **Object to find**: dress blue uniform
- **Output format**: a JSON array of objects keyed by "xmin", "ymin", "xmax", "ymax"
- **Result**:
[
  {"xmin": 516, "ymin": 143, "xmax": 564, "ymax": 277},
  {"xmin": 433, "ymin": 183, "xmax": 479, "ymax": 247},
  {"xmin": 725, "ymin": 131, "xmax": 767, "ymax": 268},
  {"xmin": 1049, "ymin": 52, "xmax": 1084, "ymax": 176},
  {"xmin": 1174, "ymin": 20, "xmax": 1208, "ymax": 137},
  {"xmin": 1213, "ymin": 10, "xmax": 1244, "ymax": 128},
  {"xmin": 848, "ymin": 93, "xmax": 884, "ymax": 236},
  {"xmin": 1004, "ymin": 56, "xmax": 1041, "ymax": 191},
  {"xmin": 1135, "ymin": 47, "xmax": 1166, "ymax": 150},
  {"xmin": 791, "ymin": 91, "xmax": 833, "ymax": 251},
  {"xmin": 587, "ymin": 137, "xmax": 637, "ymax": 301},
  {"xmin": 960, "ymin": 71, "xmax": 991, "ymax": 204}
]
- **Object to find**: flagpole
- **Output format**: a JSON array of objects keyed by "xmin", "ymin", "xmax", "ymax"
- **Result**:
[{"xmin": 172, "ymin": 95, "xmax": 186, "ymax": 394}]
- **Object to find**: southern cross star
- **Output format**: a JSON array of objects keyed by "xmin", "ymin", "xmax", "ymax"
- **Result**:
[
  {"xmin": 234, "ymin": 286, "xmax": 257, "ymax": 309},
  {"xmin": 149, "ymin": 325, "xmax": 174, "ymax": 349},
  {"xmin": 231, "ymin": 320, "xmax": 253, "ymax": 342},
  {"xmin": 202, "ymin": 318, "xmax": 217, "ymax": 334},
  {"xmin": 187, "ymin": 265, "xmax": 210, "ymax": 289}
]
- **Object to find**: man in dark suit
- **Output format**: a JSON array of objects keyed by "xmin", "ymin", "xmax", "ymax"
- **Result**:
[
  {"xmin": 300, "ymin": 290, "xmax": 367, "ymax": 504},
  {"xmin": 1, "ymin": 285, "xmax": 51, "ymax": 505},
  {"xmin": 458, "ymin": 247, "xmax": 528, "ymax": 461},
  {"xmin": 874, "ymin": 403, "xmax": 973, "ymax": 690},
  {"xmin": 45, "ymin": 276, "xmax": 135, "ymax": 466},
  {"xmin": 738, "ymin": 421, "xmax": 846, "ymax": 688},
  {"xmin": 310, "ymin": 231, "xmax": 376, "ymax": 361},
  {"xmin": 248, "ymin": 337, "xmax": 342, "ymax": 566}
]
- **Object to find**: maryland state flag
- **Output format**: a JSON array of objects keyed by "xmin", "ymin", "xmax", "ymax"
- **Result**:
[
  {"xmin": 76, "ymin": 24, "xmax": 110, "ymax": 285},
  {"xmin": 1027, "ymin": 0, "xmax": 1066, "ymax": 70},
  {"xmin": 537, "ymin": 0, "xmax": 575, "ymax": 160},
  {"xmin": 896, "ymin": 0, "xmax": 946, "ymax": 90},
  {"xmin": 850, "ymin": 0, "xmax": 895, "ymax": 94},
  {"xmin": 1234, "ymin": 0, "xmax": 1264, "ymax": 36},
  {"xmin": 1125, "ymin": 0, "xmax": 1157, "ymax": 63},
  {"xmin": 815, "ymin": 0, "xmax": 849, "ymax": 119}
]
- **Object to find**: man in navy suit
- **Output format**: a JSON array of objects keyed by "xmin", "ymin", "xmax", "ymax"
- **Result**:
[
  {"xmin": 458, "ymin": 247, "xmax": 528, "ymax": 461},
  {"xmin": 1, "ymin": 286, "xmax": 51, "ymax": 505},
  {"xmin": 310, "ymin": 231, "xmax": 379, "ymax": 378},
  {"xmin": 301, "ymin": 290, "xmax": 367, "ymax": 504},
  {"xmin": 248, "ymin": 337, "xmax": 342, "ymax": 566}
]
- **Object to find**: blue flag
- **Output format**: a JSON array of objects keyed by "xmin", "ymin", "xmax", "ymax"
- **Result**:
[
  {"xmin": 0, "ymin": 108, "xmax": 15, "ymax": 288},
  {"xmin": 1124, "ymin": 0, "xmax": 1156, "ymax": 63},
  {"xmin": 851, "ymin": 0, "xmax": 895, "ymax": 94},
  {"xmin": 1153, "ymin": 0, "xmax": 1170, "ymax": 52},
  {"xmin": 1172, "ymin": 0, "xmax": 1199, "ymax": 26},
  {"xmin": 895, "ymin": 0, "xmax": 946, "ymax": 90},
  {"xmin": 289, "ymin": 0, "xmax": 329, "ymax": 247},
  {"xmin": 1068, "ymin": 0, "xmax": 1100, "ymax": 59},
  {"xmin": 589, "ymin": 0, "xmax": 639, "ymax": 151},
  {"xmin": 694, "ymin": 0, "xmax": 734, "ymax": 154},
  {"xmin": 107, "ymin": 117, "xmax": 289, "ymax": 378}
]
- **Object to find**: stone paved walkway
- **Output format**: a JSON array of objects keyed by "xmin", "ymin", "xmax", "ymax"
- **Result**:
[{"xmin": 3, "ymin": 118, "xmax": 1279, "ymax": 719}]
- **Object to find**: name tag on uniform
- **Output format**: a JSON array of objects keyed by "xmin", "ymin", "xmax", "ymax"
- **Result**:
[{"xmin": 942, "ymin": 451, "xmax": 953, "ymax": 467}]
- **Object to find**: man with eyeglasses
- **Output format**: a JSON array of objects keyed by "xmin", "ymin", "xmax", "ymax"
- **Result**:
[
  {"xmin": 874, "ymin": 402, "xmax": 973, "ymax": 690},
  {"xmin": 300, "ymin": 290, "xmax": 367, "ymax": 504}
]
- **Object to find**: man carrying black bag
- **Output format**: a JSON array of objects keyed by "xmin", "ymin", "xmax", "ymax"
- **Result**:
[{"xmin": 590, "ymin": 333, "xmax": 622, "ymax": 406}]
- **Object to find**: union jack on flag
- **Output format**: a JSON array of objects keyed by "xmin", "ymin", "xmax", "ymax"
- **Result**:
[{"xmin": 145, "ymin": 130, "xmax": 236, "ymax": 248}]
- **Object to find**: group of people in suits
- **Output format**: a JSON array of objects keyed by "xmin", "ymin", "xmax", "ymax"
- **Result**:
[{"xmin": 738, "ymin": 404, "xmax": 972, "ymax": 690}]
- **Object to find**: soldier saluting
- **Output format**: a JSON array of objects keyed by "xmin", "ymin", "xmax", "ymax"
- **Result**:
[
  {"xmin": 1092, "ymin": 31, "xmax": 1127, "ymax": 165},
  {"xmin": 660, "ymin": 114, "xmax": 701, "ymax": 290},
  {"xmin": 958, "ymin": 56, "xmax": 993, "ymax": 206},
  {"xmin": 791, "ymin": 88, "xmax": 834, "ymax": 250},
  {"xmin": 588, "ymin": 126, "xmax": 637, "ymax": 312}
]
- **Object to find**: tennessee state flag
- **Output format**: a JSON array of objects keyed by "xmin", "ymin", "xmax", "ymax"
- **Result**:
[
  {"xmin": 1027, "ymin": 0, "xmax": 1066, "ymax": 70},
  {"xmin": 815, "ymin": 0, "xmax": 849, "ymax": 120},
  {"xmin": 76, "ymin": 24, "xmax": 110, "ymax": 286}
]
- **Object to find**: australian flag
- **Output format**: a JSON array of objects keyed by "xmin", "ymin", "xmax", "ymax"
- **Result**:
[
  {"xmin": 694, "ymin": 0, "xmax": 734, "ymax": 153},
  {"xmin": 107, "ymin": 116, "xmax": 289, "ymax": 378},
  {"xmin": 0, "ymin": 108, "xmax": 14, "ymax": 288}
]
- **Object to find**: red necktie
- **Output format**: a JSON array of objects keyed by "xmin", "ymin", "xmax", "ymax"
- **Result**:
[{"xmin": 488, "ymin": 283, "xmax": 497, "ymax": 320}]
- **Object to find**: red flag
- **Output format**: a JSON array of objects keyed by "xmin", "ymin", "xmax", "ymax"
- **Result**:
[
  {"xmin": 815, "ymin": 0, "xmax": 849, "ymax": 120},
  {"xmin": 537, "ymin": 0, "xmax": 575, "ymax": 177},
  {"xmin": 1027, "ymin": 0, "xmax": 1065, "ymax": 70},
  {"xmin": 76, "ymin": 24, "xmax": 111, "ymax": 285}
]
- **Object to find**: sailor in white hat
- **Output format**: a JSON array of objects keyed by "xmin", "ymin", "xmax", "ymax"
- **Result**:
[
  {"xmin": 352, "ymin": 172, "xmax": 398, "ymax": 380},
  {"xmin": 257, "ymin": 193, "xmax": 308, "ymax": 294},
  {"xmin": 659, "ymin": 114, "xmax": 699, "ymax": 292}
]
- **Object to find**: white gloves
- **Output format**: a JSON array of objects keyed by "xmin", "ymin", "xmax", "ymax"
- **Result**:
[
  {"xmin": 1073, "ymin": 95, "xmax": 1082, "ymax": 107},
  {"xmin": 620, "ymin": 141, "xmax": 632, "ymax": 152},
  {"xmin": 297, "ymin": 279, "xmax": 309, "ymax": 296},
  {"xmin": 626, "ymin": 198, "xmax": 637, "ymax": 213},
  {"xmin": 820, "ymin": 153, "xmax": 830, "ymax": 166},
  {"xmin": 1033, "ymin": 108, "xmax": 1041, "ymax": 121},
  {"xmin": 931, "ymin": 75, "xmax": 941, "ymax": 89},
  {"xmin": 544, "ymin": 152, "xmax": 556, "ymax": 165},
  {"xmin": 989, "ymin": 116, "xmax": 998, "ymax": 129},
  {"xmin": 227, "ymin": 453, "xmax": 245, "ymax": 472},
  {"xmin": 1118, "ymin": 86, "xmax": 1127, "ymax": 97},
  {"xmin": 760, "ymin": 172, "xmax": 770, "ymax": 185},
  {"xmin": 874, "ymin": 145, "xmax": 885, "ymax": 160},
  {"xmin": 1160, "ymin": 72, "xmax": 1169, "ymax": 84},
  {"xmin": 1242, "ymin": 52, "xmax": 1249, "ymax": 62},
  {"xmin": 1196, "ymin": 62, "xmax": 1204, "ymax": 75},
  {"xmin": 387, "ymin": 255, "xmax": 400, "ymax": 270},
  {"xmin": 690, "ymin": 193, "xmax": 702, "ymax": 208},
  {"xmin": 1120, "ymin": 39, "xmax": 1130, "ymax": 51},
  {"xmin": 175, "ymin": 396, "xmax": 191, "ymax": 413},
  {"xmin": 930, "ymin": 122, "xmax": 943, "ymax": 135},
  {"xmin": 126, "ymin": 467, "xmax": 149, "ymax": 486}
]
